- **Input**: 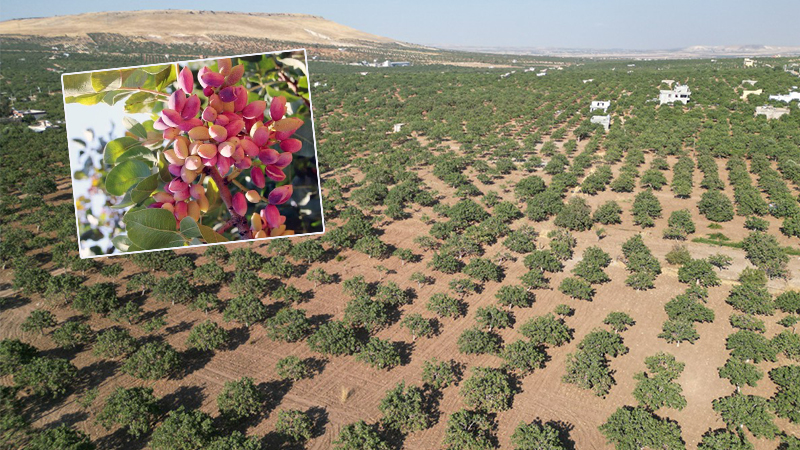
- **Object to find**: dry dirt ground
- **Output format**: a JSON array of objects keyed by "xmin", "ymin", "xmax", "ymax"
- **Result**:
[{"xmin": 2, "ymin": 134, "xmax": 800, "ymax": 449}]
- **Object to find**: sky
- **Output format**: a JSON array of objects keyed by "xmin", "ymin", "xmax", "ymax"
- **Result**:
[{"xmin": 1, "ymin": 1, "xmax": 799, "ymax": 50}]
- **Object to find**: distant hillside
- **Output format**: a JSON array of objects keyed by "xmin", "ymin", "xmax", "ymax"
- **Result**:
[
  {"xmin": 0, "ymin": 10, "xmax": 553, "ymax": 68},
  {"xmin": 0, "ymin": 10, "xmax": 411, "ymax": 48},
  {"xmin": 437, "ymin": 43, "xmax": 800, "ymax": 59}
]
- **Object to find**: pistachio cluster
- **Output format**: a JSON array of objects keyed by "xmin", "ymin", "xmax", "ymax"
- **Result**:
[{"xmin": 150, "ymin": 59, "xmax": 303, "ymax": 237}]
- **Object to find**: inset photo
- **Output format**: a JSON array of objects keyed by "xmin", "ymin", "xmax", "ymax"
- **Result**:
[{"xmin": 62, "ymin": 49, "xmax": 323, "ymax": 258}]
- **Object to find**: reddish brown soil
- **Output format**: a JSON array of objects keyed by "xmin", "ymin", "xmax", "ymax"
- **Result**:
[{"xmin": 3, "ymin": 135, "xmax": 800, "ymax": 449}]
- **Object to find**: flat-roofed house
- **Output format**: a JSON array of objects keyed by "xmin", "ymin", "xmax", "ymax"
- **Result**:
[
  {"xmin": 590, "ymin": 100, "xmax": 610, "ymax": 112},
  {"xmin": 591, "ymin": 115, "xmax": 611, "ymax": 132},
  {"xmin": 768, "ymin": 91, "xmax": 800, "ymax": 103},
  {"xmin": 755, "ymin": 105, "xmax": 790, "ymax": 120},
  {"xmin": 741, "ymin": 89, "xmax": 763, "ymax": 101},
  {"xmin": 659, "ymin": 85, "xmax": 691, "ymax": 105}
]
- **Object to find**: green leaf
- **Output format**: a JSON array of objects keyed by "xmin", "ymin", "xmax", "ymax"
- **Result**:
[
  {"xmin": 100, "ymin": 90, "xmax": 117, "ymax": 105},
  {"xmin": 124, "ymin": 208, "xmax": 186, "ymax": 250},
  {"xmin": 122, "ymin": 69, "xmax": 149, "ymax": 89},
  {"xmin": 105, "ymin": 160, "xmax": 151, "ymax": 196},
  {"xmin": 144, "ymin": 65, "xmax": 176, "ymax": 92},
  {"xmin": 116, "ymin": 146, "xmax": 156, "ymax": 164},
  {"xmin": 104, "ymin": 137, "xmax": 141, "ymax": 166},
  {"xmin": 91, "ymin": 70, "xmax": 123, "ymax": 92},
  {"xmin": 62, "ymin": 73, "xmax": 94, "ymax": 97},
  {"xmin": 131, "ymin": 174, "xmax": 159, "ymax": 204},
  {"xmin": 179, "ymin": 217, "xmax": 202, "ymax": 239},
  {"xmin": 123, "ymin": 117, "xmax": 148, "ymax": 139},
  {"xmin": 199, "ymin": 224, "xmax": 228, "ymax": 244},
  {"xmin": 267, "ymin": 86, "xmax": 300, "ymax": 104},
  {"xmin": 281, "ymin": 58, "xmax": 306, "ymax": 73},
  {"xmin": 140, "ymin": 64, "xmax": 173, "ymax": 75},
  {"xmin": 111, "ymin": 235, "xmax": 142, "ymax": 252},
  {"xmin": 111, "ymin": 191, "xmax": 135, "ymax": 209},
  {"xmin": 124, "ymin": 91, "xmax": 159, "ymax": 114},
  {"xmin": 205, "ymin": 177, "xmax": 220, "ymax": 210},
  {"xmin": 298, "ymin": 76, "xmax": 308, "ymax": 89},
  {"xmin": 65, "ymin": 92, "xmax": 106, "ymax": 106},
  {"xmin": 259, "ymin": 57, "xmax": 277, "ymax": 73}
]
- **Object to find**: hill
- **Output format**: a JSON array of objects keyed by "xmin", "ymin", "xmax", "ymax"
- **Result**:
[{"xmin": 0, "ymin": 10, "xmax": 408, "ymax": 47}]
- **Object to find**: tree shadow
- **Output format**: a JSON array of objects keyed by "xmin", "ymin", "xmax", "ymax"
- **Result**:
[
  {"xmin": 138, "ymin": 307, "xmax": 167, "ymax": 325},
  {"xmin": 31, "ymin": 252, "xmax": 50, "ymax": 266},
  {"xmin": 177, "ymin": 349, "xmax": 214, "ymax": 379},
  {"xmin": 259, "ymin": 379, "xmax": 293, "ymax": 415},
  {"xmin": 308, "ymin": 314, "xmax": 333, "ymax": 330},
  {"xmin": 261, "ymin": 432, "xmax": 304, "ymax": 450},
  {"xmin": 546, "ymin": 419, "xmax": 576, "ymax": 450},
  {"xmin": 317, "ymin": 249, "xmax": 337, "ymax": 264},
  {"xmin": 430, "ymin": 318, "xmax": 443, "ymax": 337},
  {"xmin": 386, "ymin": 306, "xmax": 403, "ymax": 328},
  {"xmin": 305, "ymin": 357, "xmax": 328, "ymax": 379},
  {"xmin": 380, "ymin": 425, "xmax": 407, "ymax": 450},
  {"xmin": 506, "ymin": 373, "xmax": 524, "ymax": 400},
  {"xmin": 51, "ymin": 192, "xmax": 74, "ymax": 202},
  {"xmin": 456, "ymin": 299, "xmax": 469, "ymax": 318},
  {"xmin": 423, "ymin": 387, "xmax": 444, "ymax": 428},
  {"xmin": 300, "ymin": 289, "xmax": 315, "ymax": 302},
  {"xmin": 265, "ymin": 300, "xmax": 288, "ymax": 319},
  {"xmin": 452, "ymin": 361, "xmax": 466, "ymax": 387},
  {"xmin": 226, "ymin": 326, "xmax": 251, "ymax": 351},
  {"xmin": 291, "ymin": 263, "xmax": 309, "ymax": 278},
  {"xmin": 307, "ymin": 405, "xmax": 329, "ymax": 438},
  {"xmin": 19, "ymin": 391, "xmax": 68, "ymax": 422},
  {"xmin": 52, "ymin": 410, "xmax": 89, "ymax": 428},
  {"xmin": 395, "ymin": 341, "xmax": 415, "ymax": 366},
  {"xmin": 92, "ymin": 427, "xmax": 149, "ymax": 450},
  {"xmin": 197, "ymin": 282, "xmax": 223, "ymax": 296},
  {"xmin": 159, "ymin": 385, "xmax": 205, "ymax": 412},
  {"xmin": 78, "ymin": 359, "xmax": 120, "ymax": 390},
  {"xmin": 119, "ymin": 291, "xmax": 147, "ymax": 305},
  {"xmin": 165, "ymin": 320, "xmax": 192, "ymax": 334},
  {"xmin": 0, "ymin": 295, "xmax": 29, "ymax": 312}
]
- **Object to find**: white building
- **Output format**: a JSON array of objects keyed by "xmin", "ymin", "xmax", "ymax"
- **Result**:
[
  {"xmin": 742, "ymin": 80, "xmax": 758, "ymax": 86},
  {"xmin": 744, "ymin": 58, "xmax": 755, "ymax": 68},
  {"xmin": 768, "ymin": 91, "xmax": 800, "ymax": 103},
  {"xmin": 378, "ymin": 60, "xmax": 410, "ymax": 67},
  {"xmin": 392, "ymin": 123, "xmax": 405, "ymax": 133},
  {"xmin": 12, "ymin": 109, "xmax": 47, "ymax": 120},
  {"xmin": 590, "ymin": 100, "xmax": 610, "ymax": 112},
  {"xmin": 741, "ymin": 89, "xmax": 762, "ymax": 100},
  {"xmin": 755, "ymin": 105, "xmax": 790, "ymax": 120},
  {"xmin": 28, "ymin": 120, "xmax": 58, "ymax": 132},
  {"xmin": 591, "ymin": 115, "xmax": 611, "ymax": 132},
  {"xmin": 659, "ymin": 85, "xmax": 691, "ymax": 105},
  {"xmin": 582, "ymin": 79, "xmax": 594, "ymax": 84}
]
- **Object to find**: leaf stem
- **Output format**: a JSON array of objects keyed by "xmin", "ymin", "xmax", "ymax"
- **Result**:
[{"xmin": 116, "ymin": 87, "xmax": 170, "ymax": 98}]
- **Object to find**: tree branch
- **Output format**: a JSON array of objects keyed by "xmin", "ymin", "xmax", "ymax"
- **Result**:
[{"xmin": 204, "ymin": 166, "xmax": 253, "ymax": 240}]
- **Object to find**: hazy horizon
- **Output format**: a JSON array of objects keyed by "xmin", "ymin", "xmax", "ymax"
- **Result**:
[{"xmin": 1, "ymin": 1, "xmax": 799, "ymax": 51}]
